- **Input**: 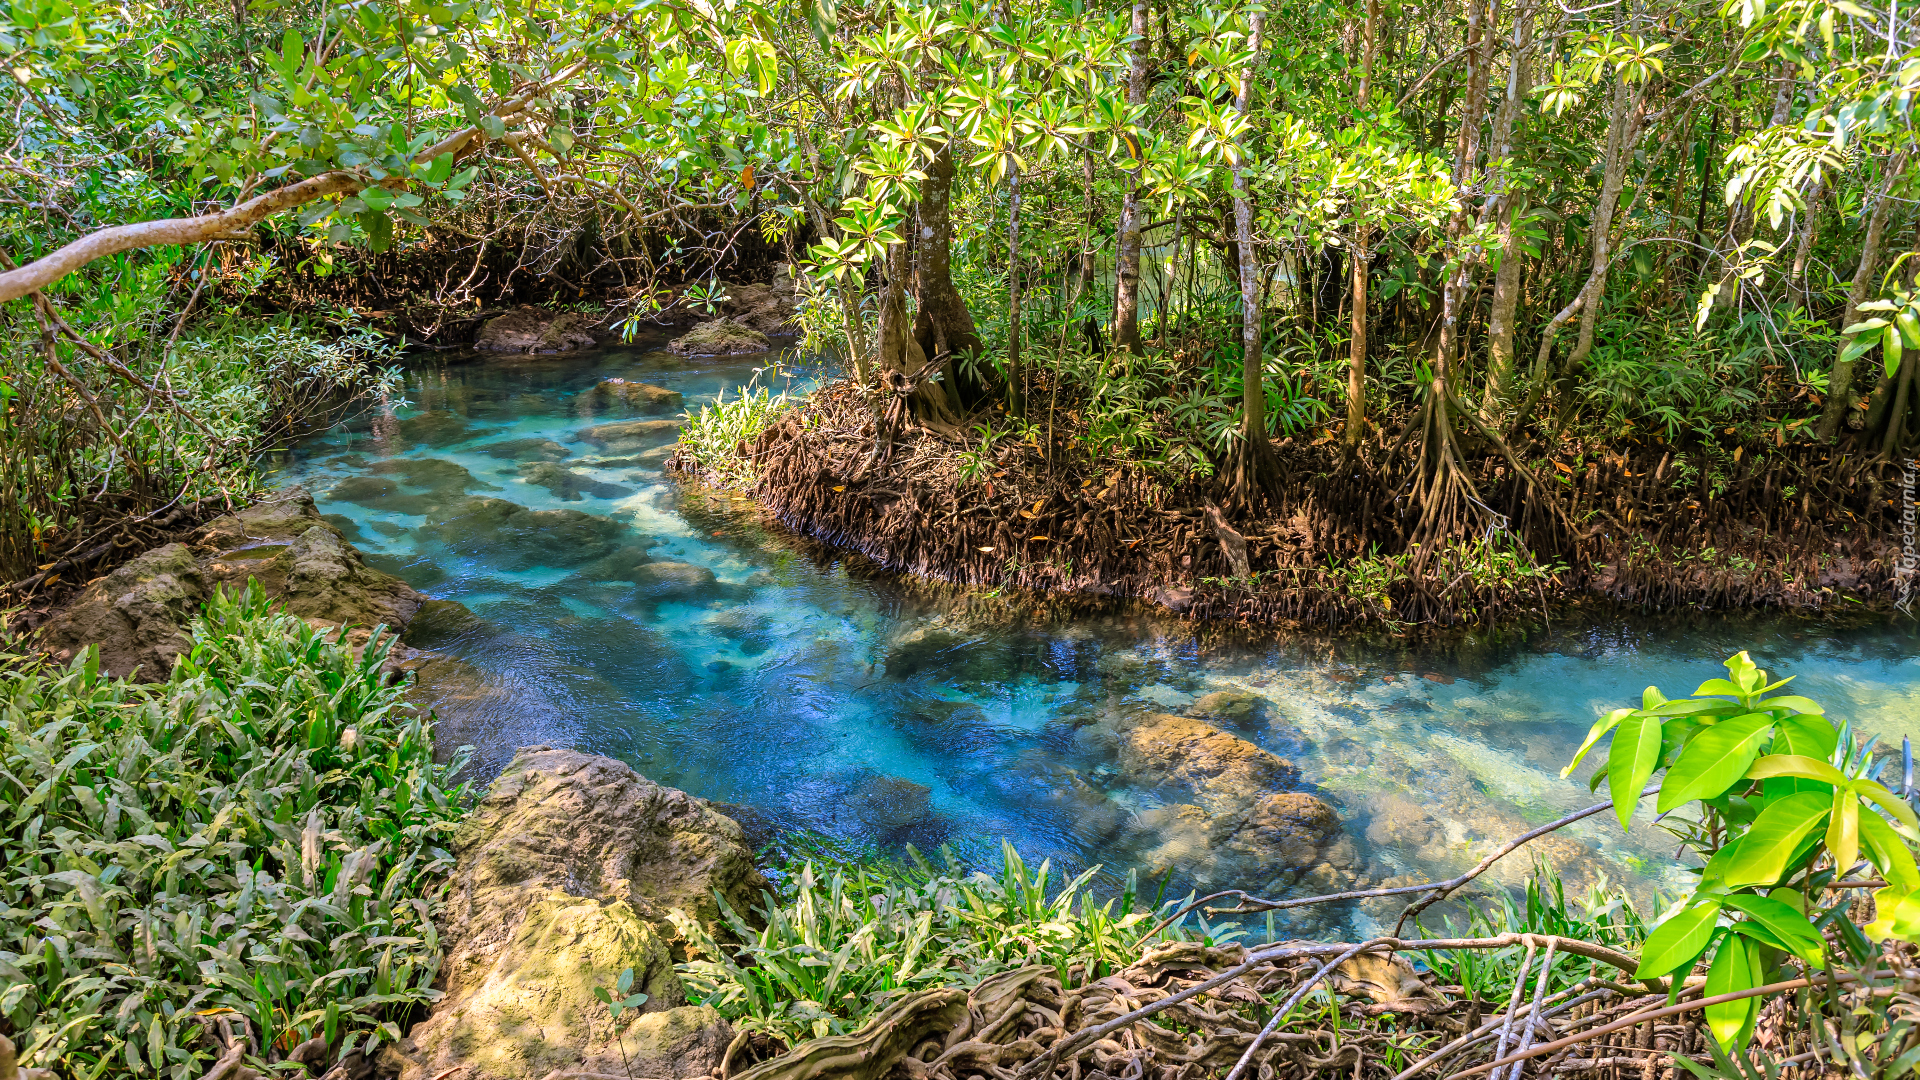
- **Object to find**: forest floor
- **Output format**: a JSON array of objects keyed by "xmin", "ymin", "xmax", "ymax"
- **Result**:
[{"xmin": 707, "ymin": 376, "xmax": 1901, "ymax": 632}]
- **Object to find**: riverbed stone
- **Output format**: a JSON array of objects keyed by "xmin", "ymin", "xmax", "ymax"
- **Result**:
[
  {"xmin": 668, "ymin": 318, "xmax": 770, "ymax": 356},
  {"xmin": 1190, "ymin": 688, "xmax": 1264, "ymax": 724},
  {"xmin": 396, "ymin": 410, "xmax": 470, "ymax": 447},
  {"xmin": 629, "ymin": 561, "xmax": 719, "ymax": 600},
  {"xmin": 394, "ymin": 746, "xmax": 761, "ymax": 1080},
  {"xmin": 474, "ymin": 306, "xmax": 602, "ymax": 353},
  {"xmin": 477, "ymin": 437, "xmax": 572, "ymax": 462},
  {"xmin": 590, "ymin": 378, "xmax": 684, "ymax": 412},
  {"xmin": 1117, "ymin": 712, "xmax": 1299, "ymax": 807},
  {"xmin": 367, "ymin": 457, "xmax": 498, "ymax": 495},
  {"xmin": 517, "ymin": 462, "xmax": 636, "ymax": 502},
  {"xmin": 575, "ymin": 419, "xmax": 682, "ymax": 452},
  {"xmin": 419, "ymin": 498, "xmax": 629, "ymax": 570}
]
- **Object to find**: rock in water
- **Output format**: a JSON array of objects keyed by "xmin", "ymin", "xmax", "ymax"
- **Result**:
[
  {"xmin": 393, "ymin": 747, "xmax": 763, "ymax": 1080},
  {"xmin": 575, "ymin": 419, "xmax": 682, "ymax": 451},
  {"xmin": 590, "ymin": 378, "xmax": 684, "ymax": 412},
  {"xmin": 474, "ymin": 306, "xmax": 602, "ymax": 353},
  {"xmin": 667, "ymin": 318, "xmax": 770, "ymax": 356},
  {"xmin": 516, "ymin": 462, "xmax": 635, "ymax": 502},
  {"xmin": 1114, "ymin": 712, "xmax": 1355, "ymax": 897}
]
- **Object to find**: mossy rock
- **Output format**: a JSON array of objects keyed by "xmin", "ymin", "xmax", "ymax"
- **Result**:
[
  {"xmin": 668, "ymin": 318, "xmax": 770, "ymax": 356},
  {"xmin": 590, "ymin": 378, "xmax": 684, "ymax": 412}
]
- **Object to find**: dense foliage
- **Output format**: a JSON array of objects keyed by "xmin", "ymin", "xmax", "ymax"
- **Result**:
[
  {"xmin": 5, "ymin": 0, "xmax": 1917, "ymax": 550},
  {"xmin": 0, "ymin": 584, "xmax": 469, "ymax": 1079}
]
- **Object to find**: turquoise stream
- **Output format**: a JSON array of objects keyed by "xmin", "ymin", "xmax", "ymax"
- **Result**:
[{"xmin": 267, "ymin": 334, "xmax": 1920, "ymax": 935}]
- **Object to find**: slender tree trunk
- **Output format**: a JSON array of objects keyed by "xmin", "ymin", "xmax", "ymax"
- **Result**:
[
  {"xmin": 1787, "ymin": 176, "xmax": 1828, "ymax": 305},
  {"xmin": 1007, "ymin": 162, "xmax": 1024, "ymax": 418},
  {"xmin": 1818, "ymin": 150, "xmax": 1910, "ymax": 440},
  {"xmin": 1226, "ymin": 11, "xmax": 1277, "ymax": 511},
  {"xmin": 1561, "ymin": 77, "xmax": 1650, "ymax": 380},
  {"xmin": 1479, "ymin": 3, "xmax": 1536, "ymax": 414},
  {"xmin": 1111, "ymin": 0, "xmax": 1152, "ymax": 357},
  {"xmin": 1346, "ymin": 226, "xmax": 1371, "ymax": 448},
  {"xmin": 1356, "ymin": 0, "xmax": 1381, "ymax": 106},
  {"xmin": 1431, "ymin": 0, "xmax": 1494, "ymax": 376}
]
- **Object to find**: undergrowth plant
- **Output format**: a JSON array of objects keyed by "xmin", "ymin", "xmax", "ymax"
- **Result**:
[
  {"xmin": 0, "ymin": 582, "xmax": 469, "ymax": 1080},
  {"xmin": 676, "ymin": 370, "xmax": 795, "ymax": 489},
  {"xmin": 1567, "ymin": 652, "xmax": 1920, "ymax": 1052},
  {"xmin": 668, "ymin": 842, "xmax": 1229, "ymax": 1046}
]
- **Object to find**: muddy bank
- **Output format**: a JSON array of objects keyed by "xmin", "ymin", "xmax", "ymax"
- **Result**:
[{"xmin": 728, "ymin": 380, "xmax": 1896, "ymax": 630}]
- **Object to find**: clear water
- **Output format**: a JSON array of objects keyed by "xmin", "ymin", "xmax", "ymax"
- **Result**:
[{"xmin": 265, "ymin": 335, "xmax": 1920, "ymax": 936}]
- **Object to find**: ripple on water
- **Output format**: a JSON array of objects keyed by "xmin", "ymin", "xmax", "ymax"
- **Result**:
[{"xmin": 265, "ymin": 339, "xmax": 1920, "ymax": 936}]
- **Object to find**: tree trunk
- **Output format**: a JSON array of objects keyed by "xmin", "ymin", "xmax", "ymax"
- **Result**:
[
  {"xmin": 1817, "ymin": 150, "xmax": 1908, "ymax": 440},
  {"xmin": 911, "ymin": 142, "xmax": 982, "ymax": 411},
  {"xmin": 1479, "ymin": 3, "xmax": 1536, "ymax": 414},
  {"xmin": 1560, "ymin": 77, "xmax": 1650, "ymax": 381},
  {"xmin": 1787, "ymin": 176, "xmax": 1828, "ymax": 306},
  {"xmin": 1110, "ymin": 0, "xmax": 1152, "ymax": 357},
  {"xmin": 1007, "ymin": 162, "xmax": 1024, "ymax": 418},
  {"xmin": 1431, "ymin": 0, "xmax": 1494, "ymax": 376},
  {"xmin": 1356, "ymin": 0, "xmax": 1381, "ymax": 106},
  {"xmin": 1226, "ymin": 12, "xmax": 1278, "ymax": 511},
  {"xmin": 1345, "ymin": 227, "xmax": 1371, "ymax": 448}
]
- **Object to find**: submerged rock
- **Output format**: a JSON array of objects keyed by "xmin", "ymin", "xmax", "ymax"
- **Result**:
[
  {"xmin": 1114, "ymin": 711, "xmax": 1354, "ymax": 897},
  {"xmin": 517, "ymin": 461, "xmax": 636, "ymax": 502},
  {"xmin": 367, "ymin": 457, "xmax": 499, "ymax": 495},
  {"xmin": 1190, "ymin": 688, "xmax": 1264, "ymax": 724},
  {"xmin": 474, "ymin": 306, "xmax": 602, "ymax": 353},
  {"xmin": 476, "ymin": 437, "xmax": 572, "ymax": 462},
  {"xmin": 590, "ymin": 378, "xmax": 684, "ymax": 412},
  {"xmin": 628, "ymin": 560, "xmax": 719, "ymax": 600},
  {"xmin": 419, "ymin": 498, "xmax": 630, "ymax": 570},
  {"xmin": 667, "ymin": 318, "xmax": 769, "ymax": 356},
  {"xmin": 394, "ymin": 747, "xmax": 762, "ymax": 1080},
  {"xmin": 395, "ymin": 410, "xmax": 470, "ymax": 448},
  {"xmin": 575, "ymin": 418, "xmax": 681, "ymax": 452}
]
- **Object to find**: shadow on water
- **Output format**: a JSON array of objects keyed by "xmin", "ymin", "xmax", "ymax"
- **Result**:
[{"xmin": 264, "ymin": 333, "xmax": 1920, "ymax": 937}]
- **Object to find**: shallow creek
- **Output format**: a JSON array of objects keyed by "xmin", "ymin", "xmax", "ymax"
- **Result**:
[{"xmin": 266, "ymin": 336, "xmax": 1920, "ymax": 935}]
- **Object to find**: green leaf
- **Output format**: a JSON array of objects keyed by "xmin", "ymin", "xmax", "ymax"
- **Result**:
[
  {"xmin": 1723, "ymin": 894, "xmax": 1824, "ymax": 968},
  {"xmin": 1609, "ymin": 711, "xmax": 1663, "ymax": 829},
  {"xmin": 1757, "ymin": 696, "xmax": 1826, "ymax": 717},
  {"xmin": 1855, "ymin": 780, "xmax": 1920, "ymax": 838},
  {"xmin": 1828, "ymin": 787, "xmax": 1860, "ymax": 877},
  {"xmin": 1747, "ymin": 755, "xmax": 1847, "ymax": 786},
  {"xmin": 1657, "ymin": 714, "xmax": 1774, "ymax": 812},
  {"xmin": 1703, "ymin": 935, "xmax": 1763, "ymax": 1052},
  {"xmin": 1564, "ymin": 708, "xmax": 1631, "ymax": 778},
  {"xmin": 1635, "ymin": 900, "xmax": 1722, "ymax": 979},
  {"xmin": 1720, "ymin": 791, "xmax": 1830, "ymax": 889},
  {"xmin": 361, "ymin": 210, "xmax": 393, "ymax": 253},
  {"xmin": 359, "ymin": 186, "xmax": 395, "ymax": 212},
  {"xmin": 1693, "ymin": 678, "xmax": 1747, "ymax": 699},
  {"xmin": 424, "ymin": 152, "xmax": 455, "ymax": 185},
  {"xmin": 1857, "ymin": 809, "xmax": 1919, "ymax": 892}
]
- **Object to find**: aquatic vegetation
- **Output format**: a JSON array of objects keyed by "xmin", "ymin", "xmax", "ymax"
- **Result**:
[{"xmin": 0, "ymin": 582, "xmax": 468, "ymax": 1079}]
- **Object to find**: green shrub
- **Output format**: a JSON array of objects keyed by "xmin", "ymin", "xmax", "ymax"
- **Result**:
[
  {"xmin": 668, "ymin": 842, "xmax": 1231, "ymax": 1046},
  {"xmin": 0, "ymin": 582, "xmax": 469, "ymax": 1079}
]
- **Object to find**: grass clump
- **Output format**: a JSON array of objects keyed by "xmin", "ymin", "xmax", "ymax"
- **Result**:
[
  {"xmin": 668, "ymin": 842, "xmax": 1231, "ymax": 1046},
  {"xmin": 0, "ymin": 582, "xmax": 469, "ymax": 1079},
  {"xmin": 674, "ymin": 374, "xmax": 795, "ymax": 489}
]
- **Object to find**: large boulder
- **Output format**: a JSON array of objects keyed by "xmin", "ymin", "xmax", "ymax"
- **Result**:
[
  {"xmin": 36, "ymin": 489, "xmax": 426, "ymax": 680},
  {"xmin": 34, "ymin": 543, "xmax": 208, "ymax": 679},
  {"xmin": 720, "ymin": 264, "xmax": 801, "ymax": 335},
  {"xmin": 475, "ymin": 307, "xmax": 602, "ymax": 353},
  {"xmin": 1115, "ymin": 712, "xmax": 1356, "ymax": 899},
  {"xmin": 589, "ymin": 379, "xmax": 684, "ymax": 413},
  {"xmin": 668, "ymin": 318, "xmax": 770, "ymax": 356},
  {"xmin": 575, "ymin": 419, "xmax": 682, "ymax": 452},
  {"xmin": 394, "ymin": 747, "xmax": 765, "ymax": 1080}
]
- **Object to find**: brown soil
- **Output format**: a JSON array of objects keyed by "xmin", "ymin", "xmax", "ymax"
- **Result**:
[{"xmin": 726, "ymin": 379, "xmax": 1895, "ymax": 629}]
